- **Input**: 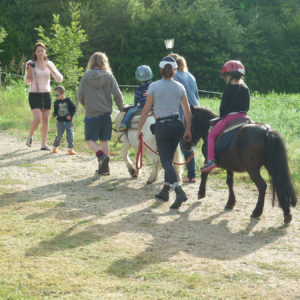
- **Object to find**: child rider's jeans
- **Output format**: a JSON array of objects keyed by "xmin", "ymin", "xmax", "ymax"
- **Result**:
[
  {"xmin": 121, "ymin": 106, "xmax": 139, "ymax": 127},
  {"xmin": 207, "ymin": 112, "xmax": 246, "ymax": 161}
]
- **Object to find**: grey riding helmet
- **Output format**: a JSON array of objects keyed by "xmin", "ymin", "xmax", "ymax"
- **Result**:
[{"xmin": 135, "ymin": 65, "xmax": 153, "ymax": 82}]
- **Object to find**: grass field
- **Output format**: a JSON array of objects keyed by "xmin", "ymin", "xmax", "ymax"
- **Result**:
[{"xmin": 0, "ymin": 81, "xmax": 299, "ymax": 299}]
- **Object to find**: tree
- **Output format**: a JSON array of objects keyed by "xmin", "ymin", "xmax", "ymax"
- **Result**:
[
  {"xmin": 0, "ymin": 0, "xmax": 65, "ymax": 66},
  {"xmin": 0, "ymin": 0, "xmax": 299, "ymax": 92},
  {"xmin": 35, "ymin": 2, "xmax": 87, "ymax": 90},
  {"xmin": 0, "ymin": 27, "xmax": 7, "ymax": 53}
]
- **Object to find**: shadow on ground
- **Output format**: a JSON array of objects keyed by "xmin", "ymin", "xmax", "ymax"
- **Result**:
[
  {"xmin": 24, "ymin": 192, "xmax": 287, "ymax": 274},
  {"xmin": 0, "ymin": 144, "xmax": 288, "ymax": 277}
]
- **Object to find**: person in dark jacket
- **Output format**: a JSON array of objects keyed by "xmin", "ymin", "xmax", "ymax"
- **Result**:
[
  {"xmin": 52, "ymin": 86, "xmax": 76, "ymax": 155},
  {"xmin": 201, "ymin": 60, "xmax": 250, "ymax": 173}
]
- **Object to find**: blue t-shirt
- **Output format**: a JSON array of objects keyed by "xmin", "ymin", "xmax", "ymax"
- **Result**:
[
  {"xmin": 134, "ymin": 81, "xmax": 152, "ymax": 109},
  {"xmin": 173, "ymin": 71, "xmax": 199, "ymax": 116}
]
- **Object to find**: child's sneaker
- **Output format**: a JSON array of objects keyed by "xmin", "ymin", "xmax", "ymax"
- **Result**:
[
  {"xmin": 68, "ymin": 149, "xmax": 76, "ymax": 155},
  {"xmin": 26, "ymin": 137, "xmax": 32, "ymax": 147},
  {"xmin": 52, "ymin": 148, "xmax": 58, "ymax": 154},
  {"xmin": 201, "ymin": 160, "xmax": 217, "ymax": 173}
]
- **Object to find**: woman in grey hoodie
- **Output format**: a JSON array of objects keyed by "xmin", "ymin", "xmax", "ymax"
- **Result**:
[{"xmin": 78, "ymin": 52, "xmax": 124, "ymax": 175}]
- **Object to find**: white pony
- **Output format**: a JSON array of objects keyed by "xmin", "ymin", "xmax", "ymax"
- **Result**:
[{"xmin": 114, "ymin": 111, "xmax": 182, "ymax": 184}]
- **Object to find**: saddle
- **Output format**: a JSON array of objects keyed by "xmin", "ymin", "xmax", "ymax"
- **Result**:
[
  {"xmin": 128, "ymin": 110, "xmax": 144, "ymax": 130},
  {"xmin": 214, "ymin": 117, "xmax": 253, "ymax": 152},
  {"xmin": 115, "ymin": 108, "xmax": 154, "ymax": 132}
]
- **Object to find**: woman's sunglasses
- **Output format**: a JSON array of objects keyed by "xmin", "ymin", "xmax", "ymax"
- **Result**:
[{"xmin": 55, "ymin": 94, "xmax": 61, "ymax": 97}]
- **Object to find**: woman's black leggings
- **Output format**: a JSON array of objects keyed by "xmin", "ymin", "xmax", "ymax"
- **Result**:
[{"xmin": 155, "ymin": 119, "xmax": 184, "ymax": 184}]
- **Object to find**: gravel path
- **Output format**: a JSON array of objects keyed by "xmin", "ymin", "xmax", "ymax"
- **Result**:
[{"xmin": 0, "ymin": 132, "xmax": 299, "ymax": 299}]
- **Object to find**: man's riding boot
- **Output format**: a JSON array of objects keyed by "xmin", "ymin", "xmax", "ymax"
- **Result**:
[
  {"xmin": 170, "ymin": 186, "xmax": 187, "ymax": 209},
  {"xmin": 155, "ymin": 185, "xmax": 170, "ymax": 202}
]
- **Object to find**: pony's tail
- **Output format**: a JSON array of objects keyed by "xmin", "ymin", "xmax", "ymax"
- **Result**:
[{"xmin": 265, "ymin": 129, "xmax": 297, "ymax": 210}]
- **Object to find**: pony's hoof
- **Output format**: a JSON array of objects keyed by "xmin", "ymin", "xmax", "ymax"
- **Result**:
[
  {"xmin": 198, "ymin": 192, "xmax": 206, "ymax": 199},
  {"xmin": 251, "ymin": 208, "xmax": 263, "ymax": 218},
  {"xmin": 250, "ymin": 213, "xmax": 261, "ymax": 219},
  {"xmin": 129, "ymin": 168, "xmax": 138, "ymax": 178},
  {"xmin": 146, "ymin": 180, "xmax": 154, "ymax": 185},
  {"xmin": 284, "ymin": 214, "xmax": 292, "ymax": 224},
  {"xmin": 224, "ymin": 205, "xmax": 234, "ymax": 210}
]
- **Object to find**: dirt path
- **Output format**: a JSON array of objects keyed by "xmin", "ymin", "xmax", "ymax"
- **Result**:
[{"xmin": 0, "ymin": 132, "xmax": 299, "ymax": 299}]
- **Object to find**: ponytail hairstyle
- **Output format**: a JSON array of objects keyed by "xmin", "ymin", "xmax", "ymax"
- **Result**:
[
  {"xmin": 160, "ymin": 64, "xmax": 175, "ymax": 79},
  {"xmin": 32, "ymin": 42, "xmax": 48, "ymax": 61},
  {"xmin": 86, "ymin": 51, "xmax": 112, "ymax": 73},
  {"xmin": 159, "ymin": 56, "xmax": 177, "ymax": 79}
]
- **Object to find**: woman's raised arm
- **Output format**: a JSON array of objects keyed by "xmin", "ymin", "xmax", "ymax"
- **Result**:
[{"xmin": 47, "ymin": 61, "xmax": 63, "ymax": 82}]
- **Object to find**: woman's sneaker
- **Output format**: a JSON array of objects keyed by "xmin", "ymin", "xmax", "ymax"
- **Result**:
[
  {"xmin": 26, "ymin": 137, "xmax": 32, "ymax": 147},
  {"xmin": 98, "ymin": 153, "xmax": 110, "ymax": 175},
  {"xmin": 41, "ymin": 144, "xmax": 52, "ymax": 151},
  {"xmin": 201, "ymin": 160, "xmax": 217, "ymax": 173}
]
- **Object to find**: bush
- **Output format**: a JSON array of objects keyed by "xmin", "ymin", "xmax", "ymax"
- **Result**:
[{"xmin": 36, "ymin": 2, "xmax": 87, "ymax": 91}]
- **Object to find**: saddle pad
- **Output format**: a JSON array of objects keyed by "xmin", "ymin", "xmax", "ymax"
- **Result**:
[
  {"xmin": 128, "ymin": 110, "xmax": 154, "ymax": 130},
  {"xmin": 114, "ymin": 112, "xmax": 126, "ymax": 131},
  {"xmin": 128, "ymin": 111, "xmax": 142, "ymax": 129},
  {"xmin": 215, "ymin": 128, "xmax": 239, "ymax": 153},
  {"xmin": 223, "ymin": 117, "xmax": 252, "ymax": 134}
]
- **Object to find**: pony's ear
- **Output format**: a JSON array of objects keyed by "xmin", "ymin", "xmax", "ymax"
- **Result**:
[{"xmin": 190, "ymin": 105, "xmax": 195, "ymax": 113}]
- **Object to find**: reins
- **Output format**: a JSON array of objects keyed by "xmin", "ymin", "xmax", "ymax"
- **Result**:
[{"xmin": 136, "ymin": 136, "xmax": 194, "ymax": 170}]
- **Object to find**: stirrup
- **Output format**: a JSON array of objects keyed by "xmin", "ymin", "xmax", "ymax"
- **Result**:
[
  {"xmin": 119, "ymin": 126, "xmax": 127, "ymax": 132},
  {"xmin": 201, "ymin": 160, "xmax": 217, "ymax": 173}
]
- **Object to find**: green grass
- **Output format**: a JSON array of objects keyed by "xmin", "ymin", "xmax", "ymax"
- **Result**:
[{"xmin": 0, "ymin": 80, "xmax": 299, "ymax": 192}]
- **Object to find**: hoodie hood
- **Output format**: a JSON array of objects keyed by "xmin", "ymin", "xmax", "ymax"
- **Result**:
[{"xmin": 83, "ymin": 69, "xmax": 111, "ymax": 89}]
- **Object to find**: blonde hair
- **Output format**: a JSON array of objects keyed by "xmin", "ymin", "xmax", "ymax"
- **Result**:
[
  {"xmin": 169, "ymin": 53, "xmax": 188, "ymax": 72},
  {"xmin": 86, "ymin": 52, "xmax": 112, "ymax": 73}
]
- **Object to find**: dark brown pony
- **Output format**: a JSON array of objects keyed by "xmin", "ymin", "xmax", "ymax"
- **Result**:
[{"xmin": 183, "ymin": 106, "xmax": 297, "ymax": 224}]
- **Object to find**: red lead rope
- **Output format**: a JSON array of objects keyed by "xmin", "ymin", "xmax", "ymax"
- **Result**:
[{"xmin": 136, "ymin": 136, "xmax": 195, "ymax": 170}]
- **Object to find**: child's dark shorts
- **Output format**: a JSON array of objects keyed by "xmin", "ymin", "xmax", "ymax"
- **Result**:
[
  {"xmin": 29, "ymin": 92, "xmax": 52, "ymax": 110},
  {"xmin": 84, "ymin": 113, "xmax": 112, "ymax": 141}
]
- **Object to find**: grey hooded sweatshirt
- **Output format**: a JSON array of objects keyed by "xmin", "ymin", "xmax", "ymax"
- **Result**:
[{"xmin": 77, "ymin": 69, "xmax": 124, "ymax": 116}]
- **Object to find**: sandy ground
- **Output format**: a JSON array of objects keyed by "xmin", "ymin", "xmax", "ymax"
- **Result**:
[{"xmin": 0, "ymin": 133, "xmax": 299, "ymax": 299}]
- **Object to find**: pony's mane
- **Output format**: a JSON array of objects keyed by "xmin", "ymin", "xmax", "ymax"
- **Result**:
[{"xmin": 194, "ymin": 106, "xmax": 218, "ymax": 119}]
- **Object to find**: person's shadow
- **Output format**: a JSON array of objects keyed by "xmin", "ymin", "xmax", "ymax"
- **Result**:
[
  {"xmin": 0, "ymin": 149, "xmax": 51, "ymax": 169},
  {"xmin": 106, "ymin": 203, "xmax": 287, "ymax": 277}
]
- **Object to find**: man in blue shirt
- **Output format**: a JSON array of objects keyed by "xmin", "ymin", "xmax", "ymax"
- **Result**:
[{"xmin": 171, "ymin": 54, "xmax": 200, "ymax": 183}]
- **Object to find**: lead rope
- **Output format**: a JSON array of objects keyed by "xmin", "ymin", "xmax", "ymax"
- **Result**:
[{"xmin": 136, "ymin": 136, "xmax": 195, "ymax": 170}]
